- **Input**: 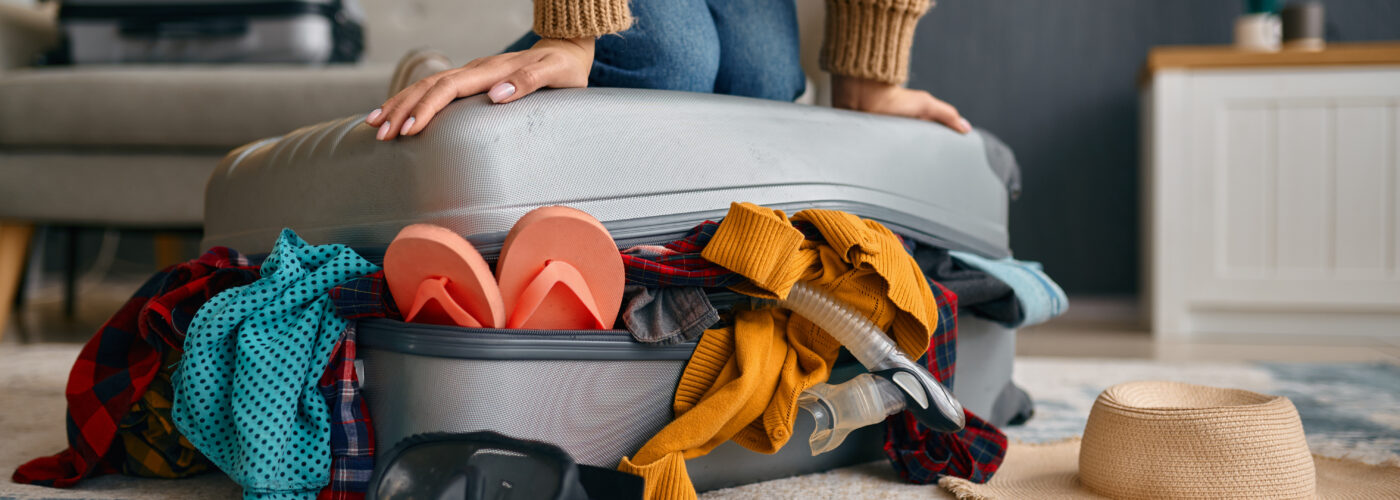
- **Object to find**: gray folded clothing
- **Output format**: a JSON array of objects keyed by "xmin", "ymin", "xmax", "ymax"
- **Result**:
[
  {"xmin": 911, "ymin": 244, "xmax": 1022, "ymax": 326},
  {"xmin": 620, "ymin": 285, "xmax": 719, "ymax": 345}
]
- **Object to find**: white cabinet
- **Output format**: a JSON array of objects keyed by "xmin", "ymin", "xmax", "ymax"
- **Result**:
[{"xmin": 1143, "ymin": 61, "xmax": 1400, "ymax": 340}]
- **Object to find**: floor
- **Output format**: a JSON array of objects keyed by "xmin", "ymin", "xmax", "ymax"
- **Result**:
[
  {"xmin": 5, "ymin": 282, "xmax": 1399, "ymax": 365},
  {"xmin": 1017, "ymin": 297, "xmax": 1400, "ymax": 363}
]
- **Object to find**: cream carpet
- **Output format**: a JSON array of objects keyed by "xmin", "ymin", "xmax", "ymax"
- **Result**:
[{"xmin": 3, "ymin": 343, "xmax": 1396, "ymax": 499}]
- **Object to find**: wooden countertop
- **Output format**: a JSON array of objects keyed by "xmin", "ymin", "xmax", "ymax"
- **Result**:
[{"xmin": 1146, "ymin": 41, "xmax": 1400, "ymax": 74}]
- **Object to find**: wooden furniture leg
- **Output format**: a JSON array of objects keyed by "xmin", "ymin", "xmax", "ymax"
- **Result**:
[
  {"xmin": 0, "ymin": 222, "xmax": 34, "ymax": 342},
  {"xmin": 153, "ymin": 232, "xmax": 185, "ymax": 270}
]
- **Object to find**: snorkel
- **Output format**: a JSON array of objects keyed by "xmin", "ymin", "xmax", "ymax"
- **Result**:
[{"xmin": 775, "ymin": 282, "xmax": 966, "ymax": 455}]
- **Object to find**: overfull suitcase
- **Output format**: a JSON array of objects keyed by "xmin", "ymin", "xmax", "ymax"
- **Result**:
[
  {"xmin": 57, "ymin": 0, "xmax": 364, "ymax": 64},
  {"xmin": 201, "ymin": 88, "xmax": 1030, "ymax": 491}
]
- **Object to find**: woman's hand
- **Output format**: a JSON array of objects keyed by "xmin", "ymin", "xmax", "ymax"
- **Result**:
[
  {"xmin": 830, "ymin": 75, "xmax": 971, "ymax": 134},
  {"xmin": 366, "ymin": 36, "xmax": 595, "ymax": 141}
]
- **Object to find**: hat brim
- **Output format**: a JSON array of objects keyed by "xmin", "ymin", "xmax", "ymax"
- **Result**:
[{"xmin": 939, "ymin": 439, "xmax": 1400, "ymax": 500}]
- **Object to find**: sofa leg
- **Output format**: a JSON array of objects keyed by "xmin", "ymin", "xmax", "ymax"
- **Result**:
[
  {"xmin": 0, "ymin": 222, "xmax": 35, "ymax": 342},
  {"xmin": 154, "ymin": 232, "xmax": 184, "ymax": 270},
  {"xmin": 64, "ymin": 227, "xmax": 78, "ymax": 319}
]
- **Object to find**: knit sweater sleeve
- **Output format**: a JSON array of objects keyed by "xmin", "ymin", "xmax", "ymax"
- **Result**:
[
  {"xmin": 821, "ymin": 0, "xmax": 932, "ymax": 84},
  {"xmin": 533, "ymin": 0, "xmax": 633, "ymax": 39}
]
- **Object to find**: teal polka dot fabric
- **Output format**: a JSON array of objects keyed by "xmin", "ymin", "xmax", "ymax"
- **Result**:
[{"xmin": 173, "ymin": 229, "xmax": 380, "ymax": 499}]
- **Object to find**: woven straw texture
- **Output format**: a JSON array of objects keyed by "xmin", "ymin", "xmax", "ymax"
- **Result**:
[{"xmin": 939, "ymin": 381, "xmax": 1400, "ymax": 500}]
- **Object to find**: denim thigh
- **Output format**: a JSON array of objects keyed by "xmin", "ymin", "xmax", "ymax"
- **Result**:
[
  {"xmin": 705, "ymin": 0, "xmax": 806, "ymax": 101},
  {"xmin": 505, "ymin": 0, "xmax": 721, "ymax": 93}
]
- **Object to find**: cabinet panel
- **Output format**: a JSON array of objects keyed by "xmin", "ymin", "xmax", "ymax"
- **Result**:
[
  {"xmin": 1274, "ymin": 104, "xmax": 1332, "ymax": 273},
  {"xmin": 1333, "ymin": 104, "xmax": 1393, "ymax": 274},
  {"xmin": 1221, "ymin": 106, "xmax": 1272, "ymax": 275}
]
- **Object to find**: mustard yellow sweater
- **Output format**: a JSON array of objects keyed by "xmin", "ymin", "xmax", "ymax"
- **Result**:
[
  {"xmin": 533, "ymin": 0, "xmax": 931, "ymax": 84},
  {"xmin": 616, "ymin": 202, "xmax": 941, "ymax": 500}
]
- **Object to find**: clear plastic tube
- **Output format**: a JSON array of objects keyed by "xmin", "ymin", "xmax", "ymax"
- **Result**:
[
  {"xmin": 780, "ymin": 281, "xmax": 966, "ymax": 440},
  {"xmin": 780, "ymin": 281, "xmax": 897, "ymax": 370}
]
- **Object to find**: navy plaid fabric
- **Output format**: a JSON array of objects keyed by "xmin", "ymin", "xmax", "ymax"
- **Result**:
[
  {"xmin": 328, "ymin": 271, "xmax": 400, "ymax": 320},
  {"xmin": 882, "ymin": 278, "xmax": 1008, "ymax": 484},
  {"xmin": 317, "ymin": 324, "xmax": 375, "ymax": 500}
]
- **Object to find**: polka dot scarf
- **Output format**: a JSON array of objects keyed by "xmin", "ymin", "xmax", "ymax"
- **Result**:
[{"xmin": 174, "ymin": 229, "xmax": 380, "ymax": 499}]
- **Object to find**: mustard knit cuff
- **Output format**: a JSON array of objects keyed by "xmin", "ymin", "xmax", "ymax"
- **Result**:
[
  {"xmin": 700, "ymin": 203, "xmax": 805, "ymax": 297},
  {"xmin": 618, "ymin": 452, "xmax": 696, "ymax": 500},
  {"xmin": 533, "ymin": 0, "xmax": 633, "ymax": 39},
  {"xmin": 821, "ymin": 0, "xmax": 931, "ymax": 84}
]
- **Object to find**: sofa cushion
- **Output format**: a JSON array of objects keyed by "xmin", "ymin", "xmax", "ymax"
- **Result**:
[
  {"xmin": 0, "ymin": 152, "xmax": 217, "ymax": 225},
  {"xmin": 0, "ymin": 64, "xmax": 389, "ymax": 148}
]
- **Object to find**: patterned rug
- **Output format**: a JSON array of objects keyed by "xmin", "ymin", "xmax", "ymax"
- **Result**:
[{"xmin": 2, "ymin": 344, "xmax": 1396, "ymax": 499}]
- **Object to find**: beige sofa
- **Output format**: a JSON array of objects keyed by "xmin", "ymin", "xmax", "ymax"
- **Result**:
[{"xmin": 0, "ymin": 0, "xmax": 828, "ymax": 333}]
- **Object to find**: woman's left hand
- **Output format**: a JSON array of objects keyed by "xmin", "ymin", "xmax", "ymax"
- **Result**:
[{"xmin": 830, "ymin": 75, "xmax": 972, "ymax": 134}]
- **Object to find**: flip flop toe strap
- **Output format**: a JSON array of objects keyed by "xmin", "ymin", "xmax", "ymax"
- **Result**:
[{"xmin": 507, "ymin": 260, "xmax": 608, "ymax": 330}]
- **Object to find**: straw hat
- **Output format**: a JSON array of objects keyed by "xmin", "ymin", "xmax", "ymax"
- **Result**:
[{"xmin": 940, "ymin": 381, "xmax": 1400, "ymax": 499}]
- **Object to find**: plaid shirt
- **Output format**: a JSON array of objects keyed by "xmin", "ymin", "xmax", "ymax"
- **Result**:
[
  {"xmin": 317, "ymin": 324, "xmax": 375, "ymax": 500},
  {"xmin": 620, "ymin": 222, "xmax": 747, "ymax": 289},
  {"xmin": 15, "ymin": 248, "xmax": 381, "ymax": 499},
  {"xmin": 13, "ymin": 247, "xmax": 257, "ymax": 487}
]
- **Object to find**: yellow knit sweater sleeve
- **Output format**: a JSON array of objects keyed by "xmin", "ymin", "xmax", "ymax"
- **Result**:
[
  {"xmin": 821, "ymin": 0, "xmax": 933, "ymax": 84},
  {"xmin": 532, "ymin": 0, "xmax": 633, "ymax": 39}
]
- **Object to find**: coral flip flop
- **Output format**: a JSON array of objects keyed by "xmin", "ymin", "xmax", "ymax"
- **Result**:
[
  {"xmin": 384, "ymin": 224, "xmax": 506, "ymax": 328},
  {"xmin": 496, "ymin": 206, "xmax": 625, "ymax": 330}
]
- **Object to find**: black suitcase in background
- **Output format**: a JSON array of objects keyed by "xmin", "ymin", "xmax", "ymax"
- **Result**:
[{"xmin": 56, "ymin": 0, "xmax": 364, "ymax": 64}]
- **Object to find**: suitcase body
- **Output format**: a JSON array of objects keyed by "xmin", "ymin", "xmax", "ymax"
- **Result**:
[
  {"xmin": 58, "ymin": 0, "xmax": 363, "ymax": 64},
  {"xmin": 201, "ymin": 88, "xmax": 1027, "ymax": 490},
  {"xmin": 356, "ymin": 316, "xmax": 1020, "ymax": 492}
]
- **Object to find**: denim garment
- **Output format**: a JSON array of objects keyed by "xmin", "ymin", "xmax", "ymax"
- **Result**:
[
  {"xmin": 506, "ymin": 0, "xmax": 806, "ymax": 102},
  {"xmin": 948, "ymin": 251, "xmax": 1069, "ymax": 328}
]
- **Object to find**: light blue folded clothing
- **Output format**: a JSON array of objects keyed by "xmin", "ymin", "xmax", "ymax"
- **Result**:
[{"xmin": 948, "ymin": 251, "xmax": 1067, "ymax": 328}]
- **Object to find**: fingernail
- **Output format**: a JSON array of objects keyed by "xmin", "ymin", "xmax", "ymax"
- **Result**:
[
  {"xmin": 377, "ymin": 122, "xmax": 392, "ymax": 141},
  {"xmin": 366, "ymin": 108, "xmax": 381, "ymax": 124},
  {"xmin": 958, "ymin": 118, "xmax": 972, "ymax": 134},
  {"xmin": 400, "ymin": 117, "xmax": 416, "ymax": 135},
  {"xmin": 488, "ymin": 82, "xmax": 516, "ymax": 103}
]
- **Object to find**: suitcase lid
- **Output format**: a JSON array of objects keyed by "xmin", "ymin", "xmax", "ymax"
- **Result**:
[{"xmin": 203, "ymin": 88, "xmax": 1016, "ymax": 259}]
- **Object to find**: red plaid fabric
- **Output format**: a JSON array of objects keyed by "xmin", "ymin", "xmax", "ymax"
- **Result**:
[
  {"xmin": 13, "ymin": 248, "xmax": 257, "ymax": 487},
  {"xmin": 316, "ymin": 325, "xmax": 375, "ymax": 500},
  {"xmin": 882, "ymin": 280, "xmax": 1008, "ymax": 484},
  {"xmin": 620, "ymin": 222, "xmax": 746, "ymax": 289},
  {"xmin": 16, "ymin": 249, "xmax": 383, "ymax": 499}
]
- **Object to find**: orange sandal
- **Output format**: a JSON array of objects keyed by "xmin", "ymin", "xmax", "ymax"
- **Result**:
[
  {"xmin": 495, "ymin": 207, "xmax": 625, "ymax": 330},
  {"xmin": 384, "ymin": 224, "xmax": 506, "ymax": 328}
]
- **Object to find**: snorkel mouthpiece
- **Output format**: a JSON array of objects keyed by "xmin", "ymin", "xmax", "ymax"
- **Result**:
[{"xmin": 798, "ymin": 373, "xmax": 907, "ymax": 455}]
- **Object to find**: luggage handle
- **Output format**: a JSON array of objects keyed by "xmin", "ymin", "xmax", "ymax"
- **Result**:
[{"xmin": 119, "ymin": 16, "xmax": 249, "ymax": 38}]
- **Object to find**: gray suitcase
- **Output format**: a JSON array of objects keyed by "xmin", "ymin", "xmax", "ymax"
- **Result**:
[
  {"xmin": 200, "ymin": 88, "xmax": 1026, "ymax": 491},
  {"xmin": 57, "ymin": 0, "xmax": 364, "ymax": 64}
]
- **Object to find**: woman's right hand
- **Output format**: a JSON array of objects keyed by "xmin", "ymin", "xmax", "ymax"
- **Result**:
[{"xmin": 366, "ymin": 36, "xmax": 595, "ymax": 141}]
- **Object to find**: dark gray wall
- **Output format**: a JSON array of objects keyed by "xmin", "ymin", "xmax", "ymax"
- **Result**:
[{"xmin": 906, "ymin": 0, "xmax": 1400, "ymax": 295}]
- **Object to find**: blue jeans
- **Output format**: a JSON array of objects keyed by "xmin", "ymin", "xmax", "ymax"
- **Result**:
[{"xmin": 505, "ymin": 0, "xmax": 806, "ymax": 102}]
